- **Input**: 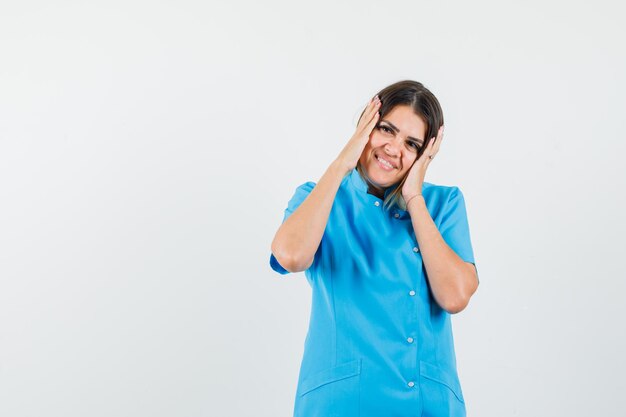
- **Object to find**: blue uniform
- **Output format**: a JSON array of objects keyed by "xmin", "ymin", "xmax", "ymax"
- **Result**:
[{"xmin": 269, "ymin": 167, "xmax": 478, "ymax": 417}]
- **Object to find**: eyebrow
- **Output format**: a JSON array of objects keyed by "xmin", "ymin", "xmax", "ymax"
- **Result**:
[{"xmin": 380, "ymin": 120, "xmax": 424, "ymax": 144}]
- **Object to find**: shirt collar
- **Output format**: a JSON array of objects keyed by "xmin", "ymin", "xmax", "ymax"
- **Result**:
[{"xmin": 349, "ymin": 168, "xmax": 397, "ymax": 200}]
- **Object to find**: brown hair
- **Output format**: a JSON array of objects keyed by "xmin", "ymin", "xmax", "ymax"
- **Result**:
[{"xmin": 356, "ymin": 80, "xmax": 444, "ymax": 212}]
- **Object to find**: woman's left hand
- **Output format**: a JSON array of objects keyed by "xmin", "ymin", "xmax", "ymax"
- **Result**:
[{"xmin": 401, "ymin": 125, "xmax": 444, "ymax": 200}]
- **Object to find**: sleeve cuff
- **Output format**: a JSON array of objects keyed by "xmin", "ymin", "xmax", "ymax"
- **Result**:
[{"xmin": 269, "ymin": 253, "xmax": 290, "ymax": 275}]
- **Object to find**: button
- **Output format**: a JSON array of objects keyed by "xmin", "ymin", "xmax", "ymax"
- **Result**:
[
  {"xmin": 407, "ymin": 337, "xmax": 414, "ymax": 343},
  {"xmin": 413, "ymin": 246, "xmax": 419, "ymax": 252},
  {"xmin": 408, "ymin": 381, "xmax": 415, "ymax": 387},
  {"xmin": 394, "ymin": 213, "xmax": 400, "ymax": 218},
  {"xmin": 409, "ymin": 290, "xmax": 416, "ymax": 296},
  {"xmin": 374, "ymin": 201, "xmax": 380, "ymax": 206}
]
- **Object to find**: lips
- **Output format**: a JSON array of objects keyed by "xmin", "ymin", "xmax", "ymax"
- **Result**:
[{"xmin": 375, "ymin": 153, "xmax": 397, "ymax": 170}]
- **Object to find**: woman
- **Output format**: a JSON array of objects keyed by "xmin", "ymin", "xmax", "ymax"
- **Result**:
[{"xmin": 269, "ymin": 80, "xmax": 479, "ymax": 417}]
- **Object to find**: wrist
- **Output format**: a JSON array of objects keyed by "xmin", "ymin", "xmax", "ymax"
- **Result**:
[
  {"xmin": 331, "ymin": 158, "xmax": 352, "ymax": 177},
  {"xmin": 329, "ymin": 159, "xmax": 351, "ymax": 179},
  {"xmin": 405, "ymin": 194, "xmax": 424, "ymax": 208}
]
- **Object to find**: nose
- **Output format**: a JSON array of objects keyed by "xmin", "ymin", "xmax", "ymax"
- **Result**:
[{"xmin": 383, "ymin": 137, "xmax": 402, "ymax": 157}]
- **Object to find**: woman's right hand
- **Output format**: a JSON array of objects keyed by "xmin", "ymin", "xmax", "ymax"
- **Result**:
[
  {"xmin": 335, "ymin": 95, "xmax": 381, "ymax": 174},
  {"xmin": 271, "ymin": 96, "xmax": 381, "ymax": 272}
]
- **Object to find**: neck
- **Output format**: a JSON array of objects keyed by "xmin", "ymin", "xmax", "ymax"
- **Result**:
[
  {"xmin": 357, "ymin": 163, "xmax": 387, "ymax": 199},
  {"xmin": 367, "ymin": 184, "xmax": 385, "ymax": 199}
]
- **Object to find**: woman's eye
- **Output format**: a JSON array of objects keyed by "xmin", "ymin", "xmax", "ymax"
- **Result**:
[
  {"xmin": 379, "ymin": 126, "xmax": 392, "ymax": 134},
  {"xmin": 408, "ymin": 142, "xmax": 421, "ymax": 150}
]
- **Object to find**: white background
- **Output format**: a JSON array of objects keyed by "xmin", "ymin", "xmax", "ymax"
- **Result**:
[{"xmin": 1, "ymin": 1, "xmax": 625, "ymax": 416}]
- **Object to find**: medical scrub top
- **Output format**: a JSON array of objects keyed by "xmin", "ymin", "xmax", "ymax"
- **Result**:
[{"xmin": 269, "ymin": 167, "xmax": 478, "ymax": 417}]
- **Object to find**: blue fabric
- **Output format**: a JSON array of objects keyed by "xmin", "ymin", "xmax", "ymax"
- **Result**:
[{"xmin": 269, "ymin": 168, "xmax": 478, "ymax": 417}]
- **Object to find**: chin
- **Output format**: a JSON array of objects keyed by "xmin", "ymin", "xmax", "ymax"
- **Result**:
[{"xmin": 365, "ymin": 159, "xmax": 399, "ymax": 187}]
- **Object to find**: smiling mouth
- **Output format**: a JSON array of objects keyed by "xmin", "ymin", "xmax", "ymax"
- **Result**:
[{"xmin": 375, "ymin": 154, "xmax": 396, "ymax": 171}]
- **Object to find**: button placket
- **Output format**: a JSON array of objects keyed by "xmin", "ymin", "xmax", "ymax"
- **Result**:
[{"xmin": 405, "ymin": 288, "xmax": 418, "ymax": 389}]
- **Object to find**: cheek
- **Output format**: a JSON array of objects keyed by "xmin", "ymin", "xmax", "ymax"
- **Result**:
[
  {"xmin": 361, "ymin": 141, "xmax": 372, "ymax": 156},
  {"xmin": 368, "ymin": 133, "xmax": 386, "ymax": 148},
  {"xmin": 363, "ymin": 135, "xmax": 380, "ymax": 153},
  {"xmin": 359, "ymin": 142, "xmax": 373, "ymax": 162},
  {"xmin": 403, "ymin": 155, "xmax": 417, "ymax": 169}
]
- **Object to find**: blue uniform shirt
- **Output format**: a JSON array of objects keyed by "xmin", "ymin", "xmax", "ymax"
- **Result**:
[{"xmin": 270, "ymin": 167, "xmax": 478, "ymax": 417}]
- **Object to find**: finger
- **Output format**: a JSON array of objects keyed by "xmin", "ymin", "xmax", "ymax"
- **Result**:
[
  {"xmin": 418, "ymin": 141, "xmax": 433, "ymax": 162},
  {"xmin": 432, "ymin": 126, "xmax": 444, "ymax": 153},
  {"xmin": 356, "ymin": 99, "xmax": 375, "ymax": 128},
  {"xmin": 423, "ymin": 136, "xmax": 436, "ymax": 160},
  {"xmin": 363, "ymin": 108, "xmax": 380, "ymax": 134},
  {"xmin": 433, "ymin": 136, "xmax": 442, "ymax": 154},
  {"xmin": 358, "ymin": 99, "xmax": 381, "ymax": 131},
  {"xmin": 357, "ymin": 101, "xmax": 375, "ymax": 129},
  {"xmin": 364, "ymin": 95, "xmax": 380, "ymax": 114},
  {"xmin": 430, "ymin": 138, "xmax": 441, "ymax": 156},
  {"xmin": 364, "ymin": 96, "xmax": 381, "ymax": 120}
]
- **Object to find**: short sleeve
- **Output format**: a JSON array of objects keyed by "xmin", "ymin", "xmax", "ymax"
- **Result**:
[
  {"xmin": 269, "ymin": 181, "xmax": 320, "ymax": 275},
  {"xmin": 439, "ymin": 186, "xmax": 479, "ymax": 283}
]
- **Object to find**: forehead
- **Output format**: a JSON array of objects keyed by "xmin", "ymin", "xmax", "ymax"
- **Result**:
[{"xmin": 383, "ymin": 105, "xmax": 428, "ymax": 140}]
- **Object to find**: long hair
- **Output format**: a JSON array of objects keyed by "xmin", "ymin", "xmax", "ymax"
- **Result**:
[{"xmin": 355, "ymin": 80, "xmax": 444, "ymax": 212}]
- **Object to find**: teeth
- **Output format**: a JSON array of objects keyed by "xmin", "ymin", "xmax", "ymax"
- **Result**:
[{"xmin": 377, "ymin": 156, "xmax": 394, "ymax": 169}]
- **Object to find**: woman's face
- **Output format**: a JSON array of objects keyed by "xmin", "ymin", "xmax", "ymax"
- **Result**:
[{"xmin": 358, "ymin": 104, "xmax": 428, "ymax": 188}]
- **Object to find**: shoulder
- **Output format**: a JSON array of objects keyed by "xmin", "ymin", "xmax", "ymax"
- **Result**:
[
  {"xmin": 282, "ymin": 180, "xmax": 318, "ymax": 215},
  {"xmin": 285, "ymin": 181, "xmax": 317, "ymax": 207},
  {"xmin": 294, "ymin": 181, "xmax": 317, "ymax": 193},
  {"xmin": 295, "ymin": 171, "xmax": 351, "ymax": 195},
  {"xmin": 423, "ymin": 181, "xmax": 463, "ymax": 202}
]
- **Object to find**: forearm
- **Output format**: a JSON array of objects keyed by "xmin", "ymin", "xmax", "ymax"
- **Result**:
[
  {"xmin": 271, "ymin": 160, "xmax": 347, "ymax": 272},
  {"xmin": 407, "ymin": 196, "xmax": 477, "ymax": 313}
]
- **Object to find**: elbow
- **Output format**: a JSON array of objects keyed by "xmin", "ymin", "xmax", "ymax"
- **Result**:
[
  {"xmin": 270, "ymin": 240, "xmax": 310, "ymax": 273},
  {"xmin": 440, "ymin": 285, "xmax": 473, "ymax": 314},
  {"xmin": 442, "ymin": 296, "xmax": 470, "ymax": 314},
  {"xmin": 442, "ymin": 283, "xmax": 477, "ymax": 314},
  {"xmin": 271, "ymin": 251, "xmax": 299, "ymax": 273},
  {"xmin": 442, "ymin": 265, "xmax": 479, "ymax": 314}
]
